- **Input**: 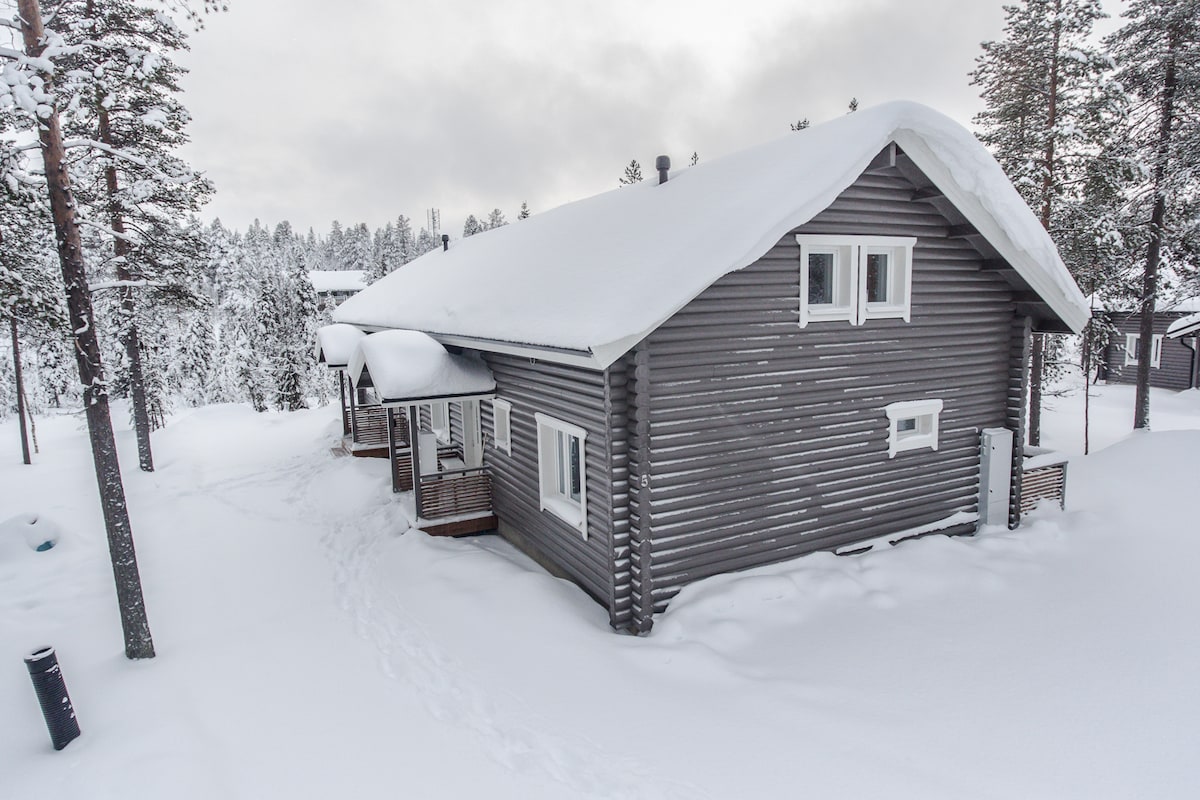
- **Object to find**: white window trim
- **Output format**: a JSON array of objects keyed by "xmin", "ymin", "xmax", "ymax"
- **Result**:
[
  {"xmin": 797, "ymin": 235, "xmax": 916, "ymax": 328},
  {"xmin": 492, "ymin": 398, "xmax": 512, "ymax": 455},
  {"xmin": 1124, "ymin": 333, "xmax": 1163, "ymax": 368},
  {"xmin": 884, "ymin": 399, "xmax": 943, "ymax": 458},
  {"xmin": 534, "ymin": 412, "xmax": 588, "ymax": 538},
  {"xmin": 430, "ymin": 401, "xmax": 450, "ymax": 444}
]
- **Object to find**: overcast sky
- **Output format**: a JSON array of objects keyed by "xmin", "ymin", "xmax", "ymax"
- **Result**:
[{"xmin": 173, "ymin": 0, "xmax": 1108, "ymax": 238}]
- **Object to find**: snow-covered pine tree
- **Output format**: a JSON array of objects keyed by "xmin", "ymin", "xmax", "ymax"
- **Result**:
[
  {"xmin": 971, "ymin": 0, "xmax": 1117, "ymax": 445},
  {"xmin": 6, "ymin": 0, "xmax": 154, "ymax": 659},
  {"xmin": 1106, "ymin": 0, "xmax": 1200, "ymax": 430},
  {"xmin": 518, "ymin": 202, "xmax": 531, "ymax": 220},
  {"xmin": 790, "ymin": 118, "xmax": 810, "ymax": 131},
  {"xmin": 343, "ymin": 223, "xmax": 373, "ymax": 272},
  {"xmin": 486, "ymin": 208, "xmax": 507, "ymax": 230},
  {"xmin": 415, "ymin": 227, "xmax": 439, "ymax": 255},
  {"xmin": 620, "ymin": 159, "xmax": 643, "ymax": 185},
  {"xmin": 394, "ymin": 214, "xmax": 417, "ymax": 265},
  {"xmin": 463, "ymin": 214, "xmax": 484, "ymax": 237},
  {"xmin": 51, "ymin": 0, "xmax": 217, "ymax": 471}
]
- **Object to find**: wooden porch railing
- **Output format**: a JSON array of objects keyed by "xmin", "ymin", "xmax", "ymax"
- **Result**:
[{"xmin": 417, "ymin": 468, "xmax": 493, "ymax": 520}]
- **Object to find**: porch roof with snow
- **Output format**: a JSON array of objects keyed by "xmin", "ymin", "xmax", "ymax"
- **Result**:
[
  {"xmin": 334, "ymin": 101, "xmax": 1090, "ymax": 369},
  {"xmin": 347, "ymin": 330, "xmax": 496, "ymax": 406},
  {"xmin": 314, "ymin": 323, "xmax": 367, "ymax": 369},
  {"xmin": 1167, "ymin": 312, "xmax": 1200, "ymax": 339}
]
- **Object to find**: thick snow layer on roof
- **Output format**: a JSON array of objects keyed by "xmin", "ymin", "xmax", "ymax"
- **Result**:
[
  {"xmin": 1167, "ymin": 312, "xmax": 1200, "ymax": 339},
  {"xmin": 347, "ymin": 330, "xmax": 496, "ymax": 404},
  {"xmin": 1169, "ymin": 296, "xmax": 1200, "ymax": 313},
  {"xmin": 335, "ymin": 101, "xmax": 1089, "ymax": 367},
  {"xmin": 309, "ymin": 270, "xmax": 367, "ymax": 294},
  {"xmin": 314, "ymin": 323, "xmax": 366, "ymax": 367}
]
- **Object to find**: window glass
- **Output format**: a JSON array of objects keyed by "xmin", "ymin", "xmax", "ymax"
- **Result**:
[
  {"xmin": 897, "ymin": 417, "xmax": 917, "ymax": 434},
  {"xmin": 808, "ymin": 252, "xmax": 834, "ymax": 304},
  {"xmin": 866, "ymin": 253, "xmax": 889, "ymax": 303},
  {"xmin": 568, "ymin": 435, "xmax": 581, "ymax": 502}
]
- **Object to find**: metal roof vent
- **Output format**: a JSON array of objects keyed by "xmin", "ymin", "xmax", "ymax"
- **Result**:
[{"xmin": 656, "ymin": 155, "xmax": 670, "ymax": 185}]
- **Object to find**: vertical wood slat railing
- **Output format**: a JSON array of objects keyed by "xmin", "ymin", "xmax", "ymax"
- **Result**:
[
  {"xmin": 353, "ymin": 405, "xmax": 391, "ymax": 447},
  {"xmin": 417, "ymin": 468, "xmax": 493, "ymax": 519}
]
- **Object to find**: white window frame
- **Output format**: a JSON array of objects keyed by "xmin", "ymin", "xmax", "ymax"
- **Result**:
[
  {"xmin": 884, "ymin": 399, "xmax": 943, "ymax": 458},
  {"xmin": 534, "ymin": 412, "xmax": 588, "ymax": 538},
  {"xmin": 797, "ymin": 235, "xmax": 916, "ymax": 327},
  {"xmin": 492, "ymin": 398, "xmax": 512, "ymax": 455},
  {"xmin": 430, "ymin": 401, "xmax": 450, "ymax": 443},
  {"xmin": 1124, "ymin": 333, "xmax": 1163, "ymax": 368}
]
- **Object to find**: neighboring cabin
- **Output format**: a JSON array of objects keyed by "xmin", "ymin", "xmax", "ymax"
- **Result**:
[
  {"xmin": 1101, "ymin": 299, "xmax": 1200, "ymax": 391},
  {"xmin": 328, "ymin": 102, "xmax": 1089, "ymax": 633},
  {"xmin": 309, "ymin": 270, "xmax": 367, "ymax": 311}
]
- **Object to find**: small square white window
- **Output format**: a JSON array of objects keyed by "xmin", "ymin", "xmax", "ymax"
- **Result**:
[
  {"xmin": 534, "ymin": 412, "xmax": 588, "ymax": 538},
  {"xmin": 492, "ymin": 398, "xmax": 512, "ymax": 455},
  {"xmin": 884, "ymin": 399, "xmax": 943, "ymax": 458},
  {"xmin": 797, "ymin": 235, "xmax": 915, "ymax": 327},
  {"xmin": 1124, "ymin": 333, "xmax": 1163, "ymax": 368}
]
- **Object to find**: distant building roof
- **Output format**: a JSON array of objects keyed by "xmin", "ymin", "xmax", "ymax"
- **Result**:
[
  {"xmin": 1167, "ymin": 312, "xmax": 1200, "ymax": 339},
  {"xmin": 336, "ymin": 101, "xmax": 1089, "ymax": 368},
  {"xmin": 309, "ymin": 270, "xmax": 368, "ymax": 294}
]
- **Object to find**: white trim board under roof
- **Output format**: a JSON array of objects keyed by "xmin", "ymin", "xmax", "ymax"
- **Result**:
[
  {"xmin": 346, "ymin": 329, "xmax": 496, "ymax": 407},
  {"xmin": 314, "ymin": 323, "xmax": 367, "ymax": 369},
  {"xmin": 334, "ymin": 101, "xmax": 1090, "ymax": 370},
  {"xmin": 1167, "ymin": 312, "xmax": 1200, "ymax": 339}
]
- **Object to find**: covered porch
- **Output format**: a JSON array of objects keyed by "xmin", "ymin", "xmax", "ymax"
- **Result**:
[
  {"xmin": 349, "ymin": 330, "xmax": 498, "ymax": 537},
  {"xmin": 316, "ymin": 323, "xmax": 405, "ymax": 457}
]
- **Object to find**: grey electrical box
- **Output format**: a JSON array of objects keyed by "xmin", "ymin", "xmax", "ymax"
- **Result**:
[{"xmin": 979, "ymin": 428, "xmax": 1013, "ymax": 527}]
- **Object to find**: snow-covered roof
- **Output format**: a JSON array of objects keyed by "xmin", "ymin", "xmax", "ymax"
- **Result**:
[
  {"xmin": 1168, "ymin": 297, "xmax": 1200, "ymax": 314},
  {"xmin": 347, "ymin": 330, "xmax": 496, "ymax": 405},
  {"xmin": 314, "ymin": 323, "xmax": 367, "ymax": 368},
  {"xmin": 309, "ymin": 270, "xmax": 367, "ymax": 294},
  {"xmin": 335, "ymin": 101, "xmax": 1090, "ymax": 368},
  {"xmin": 1167, "ymin": 312, "xmax": 1200, "ymax": 339}
]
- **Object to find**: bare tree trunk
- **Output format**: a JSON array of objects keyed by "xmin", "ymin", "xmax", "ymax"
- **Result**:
[
  {"xmin": 1134, "ymin": 31, "xmax": 1179, "ymax": 431},
  {"xmin": 1028, "ymin": 3, "xmax": 1062, "ymax": 449},
  {"xmin": 10, "ymin": 316, "xmax": 32, "ymax": 465},
  {"xmin": 18, "ymin": 0, "xmax": 155, "ymax": 659}
]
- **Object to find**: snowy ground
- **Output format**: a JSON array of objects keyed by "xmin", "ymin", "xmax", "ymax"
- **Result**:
[{"xmin": 2, "ymin": 382, "xmax": 1199, "ymax": 799}]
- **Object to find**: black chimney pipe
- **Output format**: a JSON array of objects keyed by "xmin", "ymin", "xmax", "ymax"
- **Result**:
[
  {"xmin": 656, "ymin": 155, "xmax": 671, "ymax": 184},
  {"xmin": 441, "ymin": 234, "xmax": 449, "ymax": 251}
]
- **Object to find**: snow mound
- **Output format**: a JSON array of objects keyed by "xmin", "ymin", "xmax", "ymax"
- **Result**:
[{"xmin": 0, "ymin": 513, "xmax": 65, "ymax": 560}]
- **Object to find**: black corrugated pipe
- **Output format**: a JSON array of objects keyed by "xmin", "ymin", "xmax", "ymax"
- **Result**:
[
  {"xmin": 441, "ymin": 234, "xmax": 450, "ymax": 251},
  {"xmin": 24, "ymin": 647, "xmax": 81, "ymax": 750},
  {"xmin": 656, "ymin": 155, "xmax": 670, "ymax": 184}
]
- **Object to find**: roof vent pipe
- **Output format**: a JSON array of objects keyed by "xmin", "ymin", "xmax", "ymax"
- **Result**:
[
  {"xmin": 441, "ymin": 234, "xmax": 449, "ymax": 251},
  {"xmin": 656, "ymin": 155, "xmax": 670, "ymax": 184}
]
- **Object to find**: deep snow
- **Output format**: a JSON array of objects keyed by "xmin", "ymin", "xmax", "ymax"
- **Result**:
[{"xmin": 2, "ymin": 382, "xmax": 1198, "ymax": 799}]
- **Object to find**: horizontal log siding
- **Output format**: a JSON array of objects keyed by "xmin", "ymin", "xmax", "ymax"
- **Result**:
[
  {"xmin": 1008, "ymin": 316, "xmax": 1032, "ymax": 527},
  {"xmin": 639, "ymin": 171, "xmax": 1017, "ymax": 614},
  {"xmin": 1103, "ymin": 312, "xmax": 1199, "ymax": 390},
  {"xmin": 481, "ymin": 353, "xmax": 616, "ymax": 613},
  {"xmin": 607, "ymin": 355, "xmax": 634, "ymax": 629}
]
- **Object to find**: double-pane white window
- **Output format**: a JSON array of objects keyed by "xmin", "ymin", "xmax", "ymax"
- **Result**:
[
  {"xmin": 535, "ymin": 413, "xmax": 588, "ymax": 538},
  {"xmin": 797, "ymin": 235, "xmax": 916, "ymax": 327},
  {"xmin": 1124, "ymin": 333, "xmax": 1163, "ymax": 368}
]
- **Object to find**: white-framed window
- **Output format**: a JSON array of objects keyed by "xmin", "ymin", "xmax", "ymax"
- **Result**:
[
  {"xmin": 797, "ymin": 235, "xmax": 916, "ymax": 327},
  {"xmin": 1124, "ymin": 333, "xmax": 1163, "ymax": 368},
  {"xmin": 492, "ymin": 398, "xmax": 512, "ymax": 455},
  {"xmin": 884, "ymin": 399, "xmax": 943, "ymax": 458},
  {"xmin": 430, "ymin": 401, "xmax": 450, "ymax": 443},
  {"xmin": 534, "ymin": 413, "xmax": 587, "ymax": 538}
]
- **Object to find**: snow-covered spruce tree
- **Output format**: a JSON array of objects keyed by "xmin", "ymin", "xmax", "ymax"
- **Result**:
[
  {"xmin": 463, "ymin": 214, "xmax": 483, "ymax": 237},
  {"xmin": 45, "ymin": 0, "xmax": 217, "ymax": 471},
  {"xmin": 517, "ymin": 201, "xmax": 531, "ymax": 220},
  {"xmin": 971, "ymin": 0, "xmax": 1117, "ymax": 445},
  {"xmin": 1106, "ymin": 0, "xmax": 1200, "ymax": 430},
  {"xmin": 0, "ymin": 180, "xmax": 62, "ymax": 463},
  {"xmin": 5, "ymin": 0, "xmax": 154, "ymax": 659},
  {"xmin": 620, "ymin": 159, "xmax": 643, "ymax": 184},
  {"xmin": 415, "ymin": 226, "xmax": 439, "ymax": 255},
  {"xmin": 485, "ymin": 208, "xmax": 507, "ymax": 230}
]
